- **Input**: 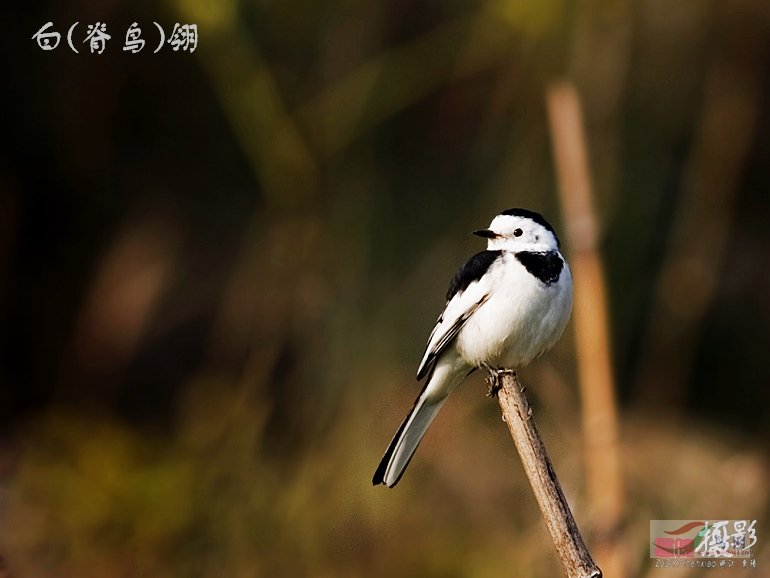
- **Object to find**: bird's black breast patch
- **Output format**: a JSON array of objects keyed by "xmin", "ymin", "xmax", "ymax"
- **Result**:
[
  {"xmin": 446, "ymin": 250, "xmax": 502, "ymax": 300},
  {"xmin": 515, "ymin": 251, "xmax": 563, "ymax": 285}
]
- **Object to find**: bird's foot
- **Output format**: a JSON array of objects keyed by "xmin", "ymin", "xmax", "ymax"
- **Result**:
[
  {"xmin": 486, "ymin": 378, "xmax": 501, "ymax": 398},
  {"xmin": 481, "ymin": 364, "xmax": 516, "ymax": 397}
]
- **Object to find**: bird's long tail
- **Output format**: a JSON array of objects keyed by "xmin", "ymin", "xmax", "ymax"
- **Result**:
[{"xmin": 373, "ymin": 361, "xmax": 466, "ymax": 487}]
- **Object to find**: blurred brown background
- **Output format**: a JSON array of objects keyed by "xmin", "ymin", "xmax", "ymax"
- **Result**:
[{"xmin": 2, "ymin": 0, "xmax": 770, "ymax": 576}]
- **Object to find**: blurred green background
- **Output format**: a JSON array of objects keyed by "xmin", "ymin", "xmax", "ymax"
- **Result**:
[{"xmin": 3, "ymin": 0, "xmax": 770, "ymax": 576}]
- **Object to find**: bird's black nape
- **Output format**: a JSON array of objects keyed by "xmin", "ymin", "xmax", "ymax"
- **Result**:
[{"xmin": 500, "ymin": 208, "xmax": 560, "ymax": 246}]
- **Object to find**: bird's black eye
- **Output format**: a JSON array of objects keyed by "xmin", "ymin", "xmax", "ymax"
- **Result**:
[{"xmin": 513, "ymin": 228, "xmax": 523, "ymax": 237}]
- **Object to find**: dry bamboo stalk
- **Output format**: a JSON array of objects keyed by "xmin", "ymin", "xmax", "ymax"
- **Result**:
[
  {"xmin": 546, "ymin": 81, "xmax": 625, "ymax": 578},
  {"xmin": 491, "ymin": 370, "xmax": 601, "ymax": 578}
]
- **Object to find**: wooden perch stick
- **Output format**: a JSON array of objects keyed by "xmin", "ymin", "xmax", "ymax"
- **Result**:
[{"xmin": 489, "ymin": 369, "xmax": 602, "ymax": 578}]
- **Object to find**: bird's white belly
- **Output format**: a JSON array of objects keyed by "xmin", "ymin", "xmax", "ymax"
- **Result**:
[{"xmin": 455, "ymin": 260, "xmax": 572, "ymax": 368}]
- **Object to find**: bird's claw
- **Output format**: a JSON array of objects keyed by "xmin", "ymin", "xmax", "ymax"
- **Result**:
[{"xmin": 481, "ymin": 364, "xmax": 515, "ymax": 397}]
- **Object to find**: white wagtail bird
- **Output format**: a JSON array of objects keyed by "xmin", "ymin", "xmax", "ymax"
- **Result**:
[{"xmin": 373, "ymin": 208, "xmax": 573, "ymax": 487}]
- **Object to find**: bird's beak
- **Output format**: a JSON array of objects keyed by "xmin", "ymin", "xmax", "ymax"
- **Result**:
[{"xmin": 473, "ymin": 229, "xmax": 499, "ymax": 239}]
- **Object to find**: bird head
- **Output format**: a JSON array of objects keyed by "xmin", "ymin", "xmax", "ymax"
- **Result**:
[{"xmin": 473, "ymin": 208, "xmax": 561, "ymax": 252}]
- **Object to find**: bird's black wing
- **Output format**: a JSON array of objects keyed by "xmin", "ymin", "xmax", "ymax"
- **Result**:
[{"xmin": 415, "ymin": 250, "xmax": 501, "ymax": 380}]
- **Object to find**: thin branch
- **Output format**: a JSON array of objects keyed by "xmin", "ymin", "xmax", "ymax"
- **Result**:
[{"xmin": 490, "ymin": 369, "xmax": 602, "ymax": 578}]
